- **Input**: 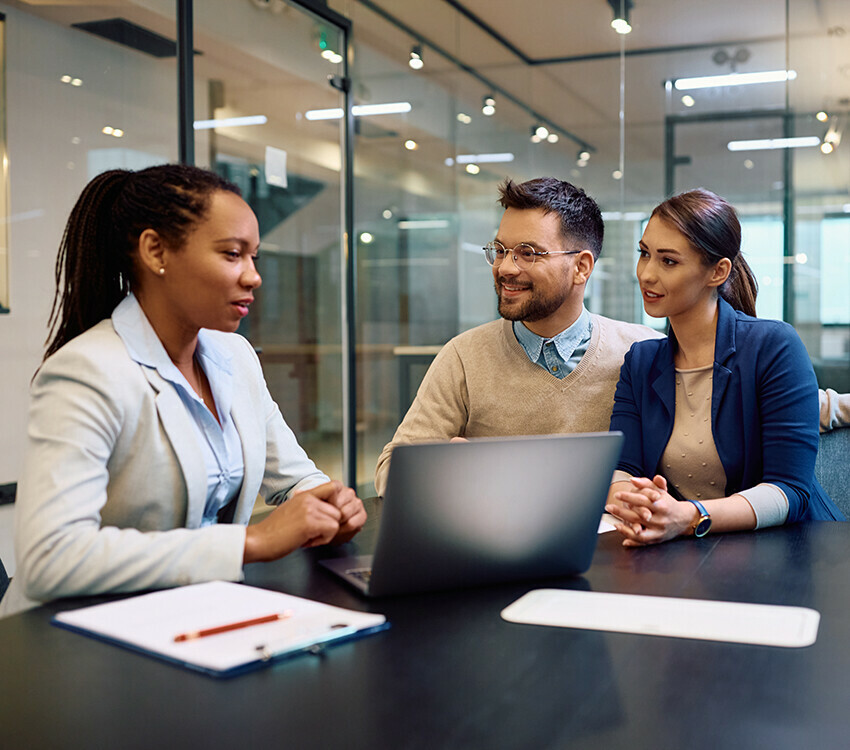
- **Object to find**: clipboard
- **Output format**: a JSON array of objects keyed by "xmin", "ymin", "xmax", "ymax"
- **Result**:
[{"xmin": 52, "ymin": 581, "xmax": 389, "ymax": 678}]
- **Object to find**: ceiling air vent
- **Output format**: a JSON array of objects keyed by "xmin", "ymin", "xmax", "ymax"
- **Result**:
[{"xmin": 71, "ymin": 18, "xmax": 179, "ymax": 58}]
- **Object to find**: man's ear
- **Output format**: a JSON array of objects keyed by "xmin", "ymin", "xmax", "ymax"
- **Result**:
[
  {"xmin": 573, "ymin": 250, "xmax": 595, "ymax": 285},
  {"xmin": 707, "ymin": 257, "xmax": 732, "ymax": 288},
  {"xmin": 136, "ymin": 228, "xmax": 167, "ymax": 276}
]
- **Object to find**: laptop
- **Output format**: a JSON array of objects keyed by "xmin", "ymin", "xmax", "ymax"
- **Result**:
[{"xmin": 320, "ymin": 431, "xmax": 623, "ymax": 596}]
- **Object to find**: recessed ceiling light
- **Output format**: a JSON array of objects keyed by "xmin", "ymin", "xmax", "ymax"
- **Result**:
[
  {"xmin": 727, "ymin": 136, "xmax": 820, "ymax": 151},
  {"xmin": 193, "ymin": 115, "xmax": 268, "ymax": 130},
  {"xmin": 456, "ymin": 153, "xmax": 514, "ymax": 164},
  {"xmin": 675, "ymin": 69, "xmax": 796, "ymax": 91}
]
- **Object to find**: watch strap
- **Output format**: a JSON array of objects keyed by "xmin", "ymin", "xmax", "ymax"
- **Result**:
[{"xmin": 685, "ymin": 499, "xmax": 711, "ymax": 537}]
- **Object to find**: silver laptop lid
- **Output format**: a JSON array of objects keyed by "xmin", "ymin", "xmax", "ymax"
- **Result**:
[{"xmin": 369, "ymin": 432, "xmax": 623, "ymax": 596}]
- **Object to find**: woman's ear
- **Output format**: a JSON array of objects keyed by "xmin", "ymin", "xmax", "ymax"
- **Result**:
[
  {"xmin": 136, "ymin": 228, "xmax": 167, "ymax": 276},
  {"xmin": 708, "ymin": 257, "xmax": 732, "ymax": 288}
]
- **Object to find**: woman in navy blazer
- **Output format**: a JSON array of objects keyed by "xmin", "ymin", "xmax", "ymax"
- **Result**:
[
  {"xmin": 1, "ymin": 165, "xmax": 366, "ymax": 616},
  {"xmin": 606, "ymin": 189, "xmax": 843, "ymax": 547}
]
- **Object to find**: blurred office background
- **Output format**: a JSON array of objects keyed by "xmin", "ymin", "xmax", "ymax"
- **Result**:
[{"xmin": 0, "ymin": 0, "xmax": 847, "ymax": 505}]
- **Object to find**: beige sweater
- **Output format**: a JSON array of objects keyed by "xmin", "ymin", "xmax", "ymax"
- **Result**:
[{"xmin": 374, "ymin": 315, "xmax": 662, "ymax": 495}]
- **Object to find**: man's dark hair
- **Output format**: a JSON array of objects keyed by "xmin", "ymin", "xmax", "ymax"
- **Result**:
[{"xmin": 497, "ymin": 177, "xmax": 604, "ymax": 259}]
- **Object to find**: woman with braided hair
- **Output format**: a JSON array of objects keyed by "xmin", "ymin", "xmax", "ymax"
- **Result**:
[{"xmin": 1, "ymin": 164, "xmax": 365, "ymax": 616}]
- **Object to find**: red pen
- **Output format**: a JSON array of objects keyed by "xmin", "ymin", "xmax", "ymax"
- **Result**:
[{"xmin": 174, "ymin": 610, "xmax": 294, "ymax": 642}]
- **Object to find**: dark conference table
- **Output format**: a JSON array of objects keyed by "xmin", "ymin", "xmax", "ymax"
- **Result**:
[{"xmin": 2, "ymin": 505, "xmax": 849, "ymax": 750}]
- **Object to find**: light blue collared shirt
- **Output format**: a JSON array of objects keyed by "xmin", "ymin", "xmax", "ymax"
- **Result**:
[
  {"xmin": 112, "ymin": 294, "xmax": 245, "ymax": 525},
  {"xmin": 513, "ymin": 307, "xmax": 593, "ymax": 379}
]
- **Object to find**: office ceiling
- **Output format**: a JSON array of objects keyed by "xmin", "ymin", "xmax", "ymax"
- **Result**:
[
  {"xmin": 11, "ymin": 0, "xmax": 850, "ymax": 212},
  {"xmin": 339, "ymin": 0, "xmax": 850, "ymax": 209}
]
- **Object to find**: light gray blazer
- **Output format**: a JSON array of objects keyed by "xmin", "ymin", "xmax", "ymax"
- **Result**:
[{"xmin": 1, "ymin": 319, "xmax": 327, "ymax": 616}]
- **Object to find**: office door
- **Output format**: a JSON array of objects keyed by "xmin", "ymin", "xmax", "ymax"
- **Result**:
[{"xmin": 192, "ymin": 0, "xmax": 353, "ymax": 487}]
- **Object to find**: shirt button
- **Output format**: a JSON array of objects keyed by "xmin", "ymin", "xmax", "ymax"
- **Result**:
[
  {"xmin": 710, "ymin": 481, "xmax": 716, "ymax": 486},
  {"xmin": 551, "ymin": 366, "xmax": 558, "ymax": 372}
]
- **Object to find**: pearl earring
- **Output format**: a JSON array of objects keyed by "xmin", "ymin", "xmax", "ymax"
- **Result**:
[{"xmin": 158, "ymin": 268, "xmax": 165, "ymax": 275}]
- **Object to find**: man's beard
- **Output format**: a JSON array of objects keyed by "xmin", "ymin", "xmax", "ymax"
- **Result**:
[{"xmin": 495, "ymin": 278, "xmax": 570, "ymax": 322}]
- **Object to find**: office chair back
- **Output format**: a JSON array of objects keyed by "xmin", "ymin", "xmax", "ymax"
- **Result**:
[{"xmin": 815, "ymin": 427, "xmax": 850, "ymax": 519}]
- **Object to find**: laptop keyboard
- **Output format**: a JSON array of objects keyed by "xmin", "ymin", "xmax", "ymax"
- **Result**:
[{"xmin": 346, "ymin": 567, "xmax": 372, "ymax": 584}]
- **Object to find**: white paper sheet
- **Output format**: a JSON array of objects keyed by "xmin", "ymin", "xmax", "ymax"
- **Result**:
[
  {"xmin": 265, "ymin": 145, "xmax": 288, "ymax": 188},
  {"xmin": 54, "ymin": 581, "xmax": 386, "ymax": 673},
  {"xmin": 501, "ymin": 589, "xmax": 819, "ymax": 648}
]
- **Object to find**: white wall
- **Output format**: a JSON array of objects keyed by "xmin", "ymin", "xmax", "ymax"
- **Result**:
[{"xmin": 0, "ymin": 5, "xmax": 179, "ymax": 482}]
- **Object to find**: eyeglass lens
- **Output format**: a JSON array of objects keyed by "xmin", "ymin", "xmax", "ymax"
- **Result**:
[{"xmin": 485, "ymin": 243, "xmax": 536, "ymax": 267}]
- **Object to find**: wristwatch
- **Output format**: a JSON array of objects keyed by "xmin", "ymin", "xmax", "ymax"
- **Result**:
[{"xmin": 686, "ymin": 499, "xmax": 712, "ymax": 537}]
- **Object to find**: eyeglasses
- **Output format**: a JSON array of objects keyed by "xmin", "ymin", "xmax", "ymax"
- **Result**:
[{"xmin": 483, "ymin": 240, "xmax": 580, "ymax": 269}]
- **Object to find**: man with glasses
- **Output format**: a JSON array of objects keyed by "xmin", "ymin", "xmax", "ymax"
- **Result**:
[{"xmin": 374, "ymin": 177, "xmax": 662, "ymax": 495}]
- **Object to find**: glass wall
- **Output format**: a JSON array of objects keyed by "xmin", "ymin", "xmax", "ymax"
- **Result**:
[
  {"xmin": 192, "ymin": 0, "xmax": 349, "ymax": 484},
  {"xmin": 327, "ymin": 0, "xmax": 850, "ymax": 494},
  {"xmin": 0, "ymin": 0, "xmax": 847, "ymax": 495}
]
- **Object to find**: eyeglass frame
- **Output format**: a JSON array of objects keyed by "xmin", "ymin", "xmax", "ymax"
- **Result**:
[{"xmin": 483, "ymin": 240, "xmax": 582, "ymax": 268}]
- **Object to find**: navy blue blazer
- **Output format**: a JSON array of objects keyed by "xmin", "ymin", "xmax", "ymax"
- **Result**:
[{"xmin": 610, "ymin": 298, "xmax": 844, "ymax": 522}]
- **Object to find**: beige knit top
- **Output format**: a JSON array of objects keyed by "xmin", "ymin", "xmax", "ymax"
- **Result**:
[{"xmin": 614, "ymin": 365, "xmax": 789, "ymax": 528}]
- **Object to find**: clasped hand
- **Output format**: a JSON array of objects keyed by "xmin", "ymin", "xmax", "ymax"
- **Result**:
[
  {"xmin": 244, "ymin": 480, "xmax": 367, "ymax": 563},
  {"xmin": 605, "ymin": 475, "xmax": 695, "ymax": 547}
]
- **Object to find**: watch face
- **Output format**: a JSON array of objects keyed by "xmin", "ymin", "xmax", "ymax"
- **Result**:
[{"xmin": 695, "ymin": 517, "xmax": 712, "ymax": 537}]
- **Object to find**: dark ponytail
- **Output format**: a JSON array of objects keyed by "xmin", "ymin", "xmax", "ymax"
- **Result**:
[
  {"xmin": 45, "ymin": 164, "xmax": 240, "ymax": 360},
  {"xmin": 651, "ymin": 188, "xmax": 758, "ymax": 318},
  {"xmin": 722, "ymin": 254, "xmax": 758, "ymax": 318}
]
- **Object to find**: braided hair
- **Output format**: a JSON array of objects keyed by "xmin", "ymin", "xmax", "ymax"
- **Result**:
[{"xmin": 45, "ymin": 164, "xmax": 240, "ymax": 360}]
